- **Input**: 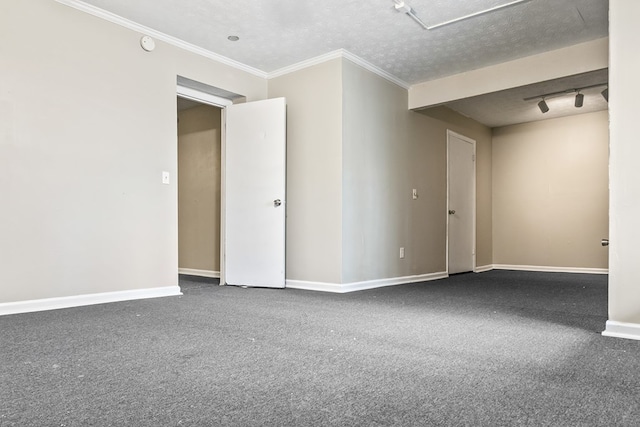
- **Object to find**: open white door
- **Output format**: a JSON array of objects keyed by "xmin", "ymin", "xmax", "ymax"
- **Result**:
[
  {"xmin": 447, "ymin": 130, "xmax": 476, "ymax": 275},
  {"xmin": 223, "ymin": 98, "xmax": 286, "ymax": 288}
]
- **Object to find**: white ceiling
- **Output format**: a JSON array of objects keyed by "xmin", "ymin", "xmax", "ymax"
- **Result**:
[{"xmin": 75, "ymin": 0, "xmax": 609, "ymax": 126}]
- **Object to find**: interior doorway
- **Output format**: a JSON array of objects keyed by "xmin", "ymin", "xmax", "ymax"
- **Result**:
[
  {"xmin": 177, "ymin": 97, "xmax": 223, "ymax": 279},
  {"xmin": 447, "ymin": 130, "xmax": 476, "ymax": 275},
  {"xmin": 175, "ymin": 78, "xmax": 287, "ymax": 289}
]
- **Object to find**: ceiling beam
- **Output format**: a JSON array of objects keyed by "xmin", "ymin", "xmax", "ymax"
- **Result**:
[{"xmin": 408, "ymin": 37, "xmax": 609, "ymax": 110}]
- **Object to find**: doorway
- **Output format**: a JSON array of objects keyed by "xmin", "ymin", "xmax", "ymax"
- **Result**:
[
  {"xmin": 447, "ymin": 130, "xmax": 476, "ymax": 274},
  {"xmin": 177, "ymin": 98, "xmax": 223, "ymax": 279},
  {"xmin": 175, "ymin": 78, "xmax": 287, "ymax": 288}
]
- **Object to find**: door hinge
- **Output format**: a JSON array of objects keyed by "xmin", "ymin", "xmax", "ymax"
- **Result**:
[{"xmin": 472, "ymin": 154, "xmax": 476, "ymax": 162}]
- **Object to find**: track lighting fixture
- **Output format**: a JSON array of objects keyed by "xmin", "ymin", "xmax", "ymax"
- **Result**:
[
  {"xmin": 524, "ymin": 82, "xmax": 608, "ymax": 114},
  {"xmin": 538, "ymin": 99, "xmax": 549, "ymax": 114}
]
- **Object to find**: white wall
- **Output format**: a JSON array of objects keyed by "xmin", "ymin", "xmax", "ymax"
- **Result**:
[
  {"xmin": 0, "ymin": 0, "xmax": 266, "ymax": 304},
  {"xmin": 607, "ymin": 1, "xmax": 640, "ymax": 329}
]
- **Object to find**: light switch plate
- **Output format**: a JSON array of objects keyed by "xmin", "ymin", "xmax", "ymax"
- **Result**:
[{"xmin": 162, "ymin": 171, "xmax": 170, "ymax": 185}]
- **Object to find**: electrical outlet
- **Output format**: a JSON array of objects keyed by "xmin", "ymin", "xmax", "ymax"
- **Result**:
[{"xmin": 400, "ymin": 247, "xmax": 405, "ymax": 259}]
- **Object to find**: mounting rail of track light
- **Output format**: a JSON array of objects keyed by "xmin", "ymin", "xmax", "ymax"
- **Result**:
[
  {"xmin": 392, "ymin": 0, "xmax": 533, "ymax": 30},
  {"xmin": 524, "ymin": 82, "xmax": 609, "ymax": 114}
]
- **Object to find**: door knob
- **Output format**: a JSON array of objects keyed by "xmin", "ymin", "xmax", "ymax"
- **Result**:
[
  {"xmin": 448, "ymin": 210, "xmax": 456, "ymax": 215},
  {"xmin": 273, "ymin": 199, "xmax": 282, "ymax": 207},
  {"xmin": 601, "ymin": 238, "xmax": 609, "ymax": 247}
]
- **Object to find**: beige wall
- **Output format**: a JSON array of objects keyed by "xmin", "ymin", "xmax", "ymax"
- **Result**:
[
  {"xmin": 0, "ymin": 0, "xmax": 266, "ymax": 303},
  {"xmin": 342, "ymin": 61, "xmax": 493, "ymax": 283},
  {"xmin": 267, "ymin": 59, "xmax": 344, "ymax": 284},
  {"xmin": 492, "ymin": 111, "xmax": 609, "ymax": 269},
  {"xmin": 177, "ymin": 105, "xmax": 221, "ymax": 273}
]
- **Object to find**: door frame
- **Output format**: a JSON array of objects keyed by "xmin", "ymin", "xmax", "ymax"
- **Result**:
[
  {"xmin": 446, "ymin": 129, "xmax": 477, "ymax": 275},
  {"xmin": 176, "ymin": 83, "xmax": 232, "ymax": 284}
]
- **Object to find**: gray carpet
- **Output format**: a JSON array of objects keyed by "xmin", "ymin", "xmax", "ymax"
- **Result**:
[{"xmin": 1, "ymin": 271, "xmax": 638, "ymax": 426}]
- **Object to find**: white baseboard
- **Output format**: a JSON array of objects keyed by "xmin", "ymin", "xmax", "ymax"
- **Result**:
[
  {"xmin": 492, "ymin": 264, "xmax": 608, "ymax": 275},
  {"xmin": 602, "ymin": 320, "xmax": 640, "ymax": 341},
  {"xmin": 474, "ymin": 265, "xmax": 494, "ymax": 273},
  {"xmin": 178, "ymin": 268, "xmax": 220, "ymax": 278},
  {"xmin": 0, "ymin": 286, "xmax": 183, "ymax": 317},
  {"xmin": 286, "ymin": 271, "xmax": 448, "ymax": 294}
]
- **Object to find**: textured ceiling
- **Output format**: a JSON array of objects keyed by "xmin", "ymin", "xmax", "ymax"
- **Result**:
[
  {"xmin": 74, "ymin": 0, "xmax": 609, "ymax": 126},
  {"xmin": 78, "ymin": 0, "xmax": 608, "ymax": 84}
]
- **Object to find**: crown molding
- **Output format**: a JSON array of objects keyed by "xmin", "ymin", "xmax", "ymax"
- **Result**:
[
  {"xmin": 340, "ymin": 50, "xmax": 410, "ymax": 90},
  {"xmin": 54, "ymin": 0, "xmax": 268, "ymax": 79},
  {"xmin": 267, "ymin": 50, "xmax": 344, "ymax": 79},
  {"xmin": 55, "ymin": 1, "xmax": 410, "ymax": 90},
  {"xmin": 268, "ymin": 49, "xmax": 410, "ymax": 89}
]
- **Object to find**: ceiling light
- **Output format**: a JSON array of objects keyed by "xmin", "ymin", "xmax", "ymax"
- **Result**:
[
  {"xmin": 227, "ymin": 35, "xmax": 239, "ymax": 41},
  {"xmin": 538, "ymin": 99, "xmax": 549, "ymax": 114},
  {"xmin": 575, "ymin": 93, "xmax": 584, "ymax": 108},
  {"xmin": 601, "ymin": 88, "xmax": 609, "ymax": 101}
]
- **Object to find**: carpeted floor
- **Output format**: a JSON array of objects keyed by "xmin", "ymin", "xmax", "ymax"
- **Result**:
[{"xmin": 1, "ymin": 271, "xmax": 638, "ymax": 426}]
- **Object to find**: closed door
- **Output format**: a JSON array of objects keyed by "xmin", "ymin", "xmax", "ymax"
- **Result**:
[
  {"xmin": 447, "ymin": 131, "xmax": 476, "ymax": 274},
  {"xmin": 223, "ymin": 98, "xmax": 287, "ymax": 288}
]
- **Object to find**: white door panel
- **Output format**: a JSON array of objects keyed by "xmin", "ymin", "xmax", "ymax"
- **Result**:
[
  {"xmin": 448, "ymin": 131, "xmax": 475, "ymax": 274},
  {"xmin": 223, "ymin": 98, "xmax": 286, "ymax": 288}
]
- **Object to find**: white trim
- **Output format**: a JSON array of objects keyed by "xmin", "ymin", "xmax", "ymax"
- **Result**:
[
  {"xmin": 220, "ymin": 108, "xmax": 227, "ymax": 286},
  {"xmin": 340, "ymin": 50, "xmax": 410, "ymax": 89},
  {"xmin": 54, "ymin": 0, "xmax": 267, "ymax": 79},
  {"xmin": 285, "ymin": 280, "xmax": 345, "ymax": 293},
  {"xmin": 176, "ymin": 86, "xmax": 233, "ymax": 107},
  {"xmin": 602, "ymin": 321, "xmax": 640, "ymax": 341},
  {"xmin": 474, "ymin": 265, "xmax": 494, "ymax": 273},
  {"xmin": 268, "ymin": 49, "xmax": 410, "ymax": 90},
  {"xmin": 0, "ymin": 286, "xmax": 182, "ymax": 317},
  {"xmin": 446, "ymin": 130, "xmax": 477, "ymax": 275},
  {"xmin": 286, "ymin": 271, "xmax": 448, "ymax": 293},
  {"xmin": 178, "ymin": 268, "xmax": 220, "ymax": 279},
  {"xmin": 492, "ymin": 264, "xmax": 608, "ymax": 274},
  {"xmin": 268, "ymin": 50, "xmax": 344, "ymax": 79}
]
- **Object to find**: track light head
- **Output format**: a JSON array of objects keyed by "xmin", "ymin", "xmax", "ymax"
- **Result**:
[
  {"xmin": 602, "ymin": 88, "xmax": 609, "ymax": 102},
  {"xmin": 575, "ymin": 93, "xmax": 584, "ymax": 108},
  {"xmin": 538, "ymin": 99, "xmax": 549, "ymax": 114}
]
